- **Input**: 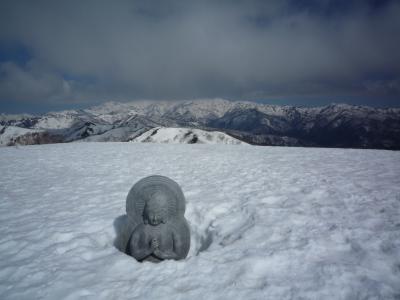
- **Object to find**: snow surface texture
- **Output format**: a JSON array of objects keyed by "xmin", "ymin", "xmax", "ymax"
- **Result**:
[
  {"xmin": 131, "ymin": 127, "xmax": 245, "ymax": 144},
  {"xmin": 1, "ymin": 143, "xmax": 400, "ymax": 300}
]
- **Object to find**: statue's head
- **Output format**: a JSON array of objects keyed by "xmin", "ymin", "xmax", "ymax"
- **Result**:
[
  {"xmin": 143, "ymin": 191, "xmax": 169, "ymax": 226},
  {"xmin": 127, "ymin": 175, "xmax": 186, "ymax": 225}
]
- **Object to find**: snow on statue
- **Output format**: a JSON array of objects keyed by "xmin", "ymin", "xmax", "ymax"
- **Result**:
[{"xmin": 125, "ymin": 175, "xmax": 190, "ymax": 262}]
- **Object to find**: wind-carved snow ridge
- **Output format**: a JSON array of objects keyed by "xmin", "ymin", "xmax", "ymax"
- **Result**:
[{"xmin": 1, "ymin": 143, "xmax": 400, "ymax": 299}]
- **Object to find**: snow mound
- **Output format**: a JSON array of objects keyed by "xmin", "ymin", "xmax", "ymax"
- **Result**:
[
  {"xmin": 0, "ymin": 143, "xmax": 399, "ymax": 299},
  {"xmin": 132, "ymin": 127, "xmax": 246, "ymax": 144}
]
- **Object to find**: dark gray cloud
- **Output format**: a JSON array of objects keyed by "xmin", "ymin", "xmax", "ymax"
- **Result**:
[{"xmin": 0, "ymin": 0, "xmax": 399, "ymax": 112}]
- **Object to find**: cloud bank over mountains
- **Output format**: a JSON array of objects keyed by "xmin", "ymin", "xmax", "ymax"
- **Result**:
[{"xmin": 0, "ymin": 0, "xmax": 400, "ymax": 112}]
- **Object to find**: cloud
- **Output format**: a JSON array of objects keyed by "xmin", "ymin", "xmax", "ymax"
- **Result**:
[
  {"xmin": 0, "ymin": 61, "xmax": 70, "ymax": 102},
  {"xmin": 0, "ymin": 0, "xmax": 399, "ymax": 109}
]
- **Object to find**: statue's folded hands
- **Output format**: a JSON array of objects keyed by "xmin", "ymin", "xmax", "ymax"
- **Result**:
[{"xmin": 150, "ymin": 238, "xmax": 159, "ymax": 250}]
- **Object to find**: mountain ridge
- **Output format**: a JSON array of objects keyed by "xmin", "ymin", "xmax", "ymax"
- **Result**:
[{"xmin": 1, "ymin": 99, "xmax": 399, "ymax": 149}]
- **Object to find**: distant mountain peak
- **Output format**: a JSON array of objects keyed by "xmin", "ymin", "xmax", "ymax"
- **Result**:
[{"xmin": 132, "ymin": 127, "xmax": 246, "ymax": 145}]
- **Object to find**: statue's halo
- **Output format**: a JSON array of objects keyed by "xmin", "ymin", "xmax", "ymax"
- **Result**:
[{"xmin": 126, "ymin": 175, "xmax": 186, "ymax": 223}]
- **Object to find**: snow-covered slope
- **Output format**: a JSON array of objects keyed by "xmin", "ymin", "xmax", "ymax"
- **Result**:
[
  {"xmin": 1, "ymin": 143, "xmax": 399, "ymax": 299},
  {"xmin": 0, "ymin": 126, "xmax": 43, "ymax": 146},
  {"xmin": 132, "ymin": 127, "xmax": 246, "ymax": 144}
]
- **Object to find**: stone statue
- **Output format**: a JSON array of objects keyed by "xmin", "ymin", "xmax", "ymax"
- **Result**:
[{"xmin": 126, "ymin": 175, "xmax": 190, "ymax": 262}]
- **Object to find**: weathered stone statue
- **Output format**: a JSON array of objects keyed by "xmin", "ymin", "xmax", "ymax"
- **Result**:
[{"xmin": 126, "ymin": 175, "xmax": 190, "ymax": 262}]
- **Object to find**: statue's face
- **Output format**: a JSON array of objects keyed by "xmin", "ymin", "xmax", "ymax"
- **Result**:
[{"xmin": 143, "ymin": 193, "xmax": 168, "ymax": 226}]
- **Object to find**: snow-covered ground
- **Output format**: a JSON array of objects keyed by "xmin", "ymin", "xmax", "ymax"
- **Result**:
[{"xmin": 0, "ymin": 143, "xmax": 399, "ymax": 299}]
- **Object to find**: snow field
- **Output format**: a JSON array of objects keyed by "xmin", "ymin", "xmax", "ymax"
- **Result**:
[{"xmin": 0, "ymin": 143, "xmax": 399, "ymax": 299}]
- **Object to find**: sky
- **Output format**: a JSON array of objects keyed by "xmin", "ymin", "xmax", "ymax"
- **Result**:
[{"xmin": 0, "ymin": 0, "xmax": 400, "ymax": 113}]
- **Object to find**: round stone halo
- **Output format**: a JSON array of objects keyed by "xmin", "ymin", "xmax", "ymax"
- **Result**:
[{"xmin": 126, "ymin": 175, "xmax": 186, "ymax": 224}]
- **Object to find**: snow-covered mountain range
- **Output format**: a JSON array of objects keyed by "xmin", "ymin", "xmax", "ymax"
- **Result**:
[{"xmin": 1, "ymin": 99, "xmax": 399, "ymax": 149}]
